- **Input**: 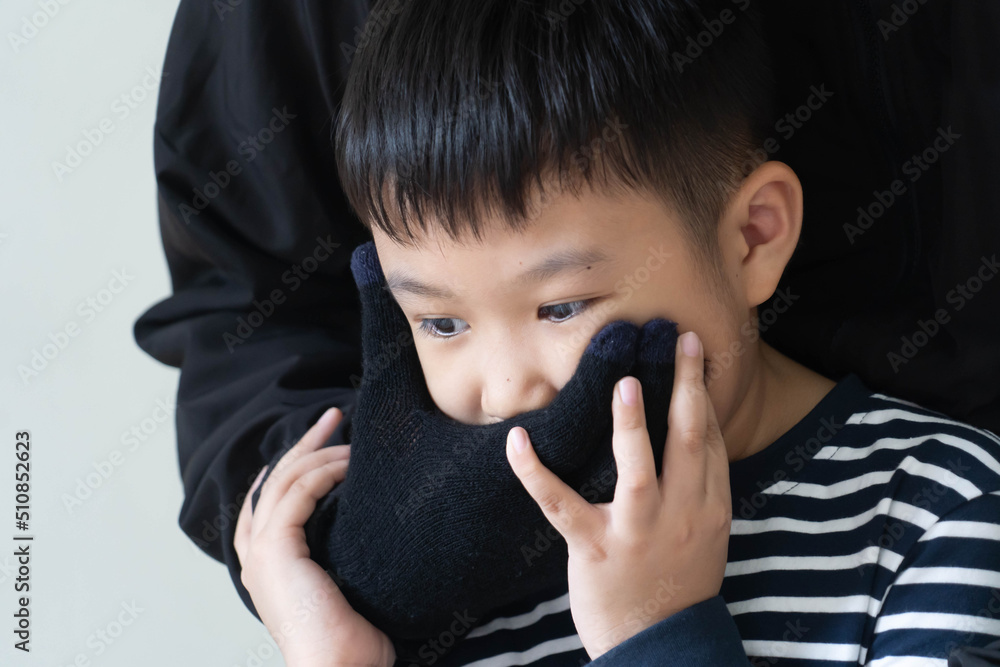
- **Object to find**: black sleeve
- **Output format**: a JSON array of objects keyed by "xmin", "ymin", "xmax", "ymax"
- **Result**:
[{"xmin": 133, "ymin": 0, "xmax": 371, "ymax": 618}]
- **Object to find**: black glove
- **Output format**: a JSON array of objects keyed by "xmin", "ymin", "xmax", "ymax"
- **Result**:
[{"xmin": 303, "ymin": 240, "xmax": 679, "ymax": 665}]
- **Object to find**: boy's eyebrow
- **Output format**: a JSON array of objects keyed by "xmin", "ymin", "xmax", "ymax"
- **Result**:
[{"xmin": 385, "ymin": 246, "xmax": 612, "ymax": 301}]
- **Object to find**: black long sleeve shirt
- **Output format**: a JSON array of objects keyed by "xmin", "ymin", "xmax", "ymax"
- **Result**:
[{"xmin": 133, "ymin": 0, "xmax": 1000, "ymax": 636}]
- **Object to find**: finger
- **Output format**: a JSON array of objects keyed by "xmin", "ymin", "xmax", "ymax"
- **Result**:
[
  {"xmin": 506, "ymin": 426, "xmax": 603, "ymax": 547},
  {"xmin": 235, "ymin": 465, "xmax": 268, "ymax": 565},
  {"xmin": 268, "ymin": 408, "xmax": 344, "ymax": 481},
  {"xmin": 251, "ymin": 443, "xmax": 350, "ymax": 540},
  {"xmin": 662, "ymin": 330, "xmax": 709, "ymax": 508},
  {"xmin": 253, "ymin": 409, "xmax": 345, "ymax": 534},
  {"xmin": 258, "ymin": 407, "xmax": 343, "ymax": 497},
  {"xmin": 610, "ymin": 376, "xmax": 659, "ymax": 534},
  {"xmin": 265, "ymin": 459, "xmax": 351, "ymax": 535},
  {"xmin": 538, "ymin": 319, "xmax": 640, "ymax": 475}
]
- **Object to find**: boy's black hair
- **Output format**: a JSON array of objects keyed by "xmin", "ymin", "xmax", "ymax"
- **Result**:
[{"xmin": 334, "ymin": 0, "xmax": 775, "ymax": 284}]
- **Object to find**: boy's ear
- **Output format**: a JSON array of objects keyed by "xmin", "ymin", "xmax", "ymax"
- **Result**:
[{"xmin": 721, "ymin": 160, "xmax": 803, "ymax": 308}]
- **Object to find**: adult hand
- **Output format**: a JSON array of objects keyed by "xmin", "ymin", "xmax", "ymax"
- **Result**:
[
  {"xmin": 506, "ymin": 330, "xmax": 732, "ymax": 659},
  {"xmin": 235, "ymin": 407, "xmax": 396, "ymax": 667}
]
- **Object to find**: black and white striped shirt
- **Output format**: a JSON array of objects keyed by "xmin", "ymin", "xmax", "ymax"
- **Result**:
[{"xmin": 423, "ymin": 373, "xmax": 1000, "ymax": 666}]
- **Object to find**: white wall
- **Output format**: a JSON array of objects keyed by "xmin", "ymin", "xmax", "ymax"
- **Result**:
[{"xmin": 0, "ymin": 1, "xmax": 285, "ymax": 665}]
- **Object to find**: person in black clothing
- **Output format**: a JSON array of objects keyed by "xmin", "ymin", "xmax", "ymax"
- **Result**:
[{"xmin": 134, "ymin": 0, "xmax": 1000, "ymax": 661}]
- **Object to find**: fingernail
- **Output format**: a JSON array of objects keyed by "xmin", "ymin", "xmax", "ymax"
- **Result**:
[
  {"xmin": 251, "ymin": 465, "xmax": 268, "ymax": 490},
  {"xmin": 619, "ymin": 377, "xmax": 638, "ymax": 406},
  {"xmin": 320, "ymin": 407, "xmax": 339, "ymax": 425},
  {"xmin": 509, "ymin": 428, "xmax": 528, "ymax": 453},
  {"xmin": 682, "ymin": 331, "xmax": 701, "ymax": 358}
]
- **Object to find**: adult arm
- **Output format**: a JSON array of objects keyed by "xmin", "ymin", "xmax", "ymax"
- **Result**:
[{"xmin": 133, "ymin": 0, "xmax": 370, "ymax": 617}]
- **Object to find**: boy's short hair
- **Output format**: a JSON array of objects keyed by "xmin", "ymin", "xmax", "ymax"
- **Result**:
[{"xmin": 334, "ymin": 0, "xmax": 775, "ymax": 287}]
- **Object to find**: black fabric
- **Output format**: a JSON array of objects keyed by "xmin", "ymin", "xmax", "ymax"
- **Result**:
[
  {"xmin": 133, "ymin": 0, "xmax": 1000, "ymax": 652},
  {"xmin": 756, "ymin": 1, "xmax": 1000, "ymax": 432},
  {"xmin": 951, "ymin": 640, "xmax": 1000, "ymax": 667},
  {"xmin": 254, "ymin": 241, "xmax": 676, "ymax": 664}
]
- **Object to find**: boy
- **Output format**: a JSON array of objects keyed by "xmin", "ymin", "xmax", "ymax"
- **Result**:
[{"xmin": 235, "ymin": 0, "xmax": 1000, "ymax": 665}]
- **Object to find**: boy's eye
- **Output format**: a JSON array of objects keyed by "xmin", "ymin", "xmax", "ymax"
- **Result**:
[
  {"xmin": 416, "ymin": 299, "xmax": 595, "ymax": 340},
  {"xmin": 418, "ymin": 317, "xmax": 469, "ymax": 339},
  {"xmin": 539, "ymin": 299, "xmax": 592, "ymax": 323}
]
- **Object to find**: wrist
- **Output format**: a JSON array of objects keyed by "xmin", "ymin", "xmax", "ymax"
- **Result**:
[
  {"xmin": 288, "ymin": 658, "xmax": 388, "ymax": 667},
  {"xmin": 285, "ymin": 644, "xmax": 396, "ymax": 667}
]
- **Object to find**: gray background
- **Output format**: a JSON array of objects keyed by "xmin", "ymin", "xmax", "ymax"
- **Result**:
[{"xmin": 1, "ymin": 1, "xmax": 286, "ymax": 664}]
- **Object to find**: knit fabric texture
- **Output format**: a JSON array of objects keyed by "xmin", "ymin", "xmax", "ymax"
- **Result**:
[{"xmin": 301, "ymin": 240, "xmax": 679, "ymax": 664}]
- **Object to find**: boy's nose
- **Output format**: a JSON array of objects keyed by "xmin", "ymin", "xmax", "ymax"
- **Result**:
[{"xmin": 479, "ymin": 354, "xmax": 557, "ymax": 423}]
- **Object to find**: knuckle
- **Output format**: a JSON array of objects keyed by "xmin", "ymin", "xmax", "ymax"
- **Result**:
[
  {"xmin": 619, "ymin": 470, "xmax": 652, "ymax": 494},
  {"xmin": 673, "ymin": 517, "xmax": 696, "ymax": 546},
  {"xmin": 673, "ymin": 424, "xmax": 704, "ymax": 453},
  {"xmin": 684, "ymin": 373, "xmax": 707, "ymax": 396},
  {"xmin": 619, "ymin": 533, "xmax": 649, "ymax": 560},
  {"xmin": 538, "ymin": 490, "xmax": 564, "ymax": 518},
  {"xmin": 617, "ymin": 407, "xmax": 646, "ymax": 432},
  {"xmin": 582, "ymin": 531, "xmax": 610, "ymax": 562},
  {"xmin": 685, "ymin": 437, "xmax": 706, "ymax": 456},
  {"xmin": 288, "ymin": 476, "xmax": 310, "ymax": 496},
  {"xmin": 715, "ymin": 504, "xmax": 734, "ymax": 531}
]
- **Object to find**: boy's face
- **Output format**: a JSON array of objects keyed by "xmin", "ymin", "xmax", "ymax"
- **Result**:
[{"xmin": 372, "ymin": 181, "xmax": 748, "ymax": 428}]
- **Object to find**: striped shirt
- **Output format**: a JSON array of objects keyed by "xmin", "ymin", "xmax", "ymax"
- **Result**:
[{"xmin": 420, "ymin": 372, "xmax": 1000, "ymax": 666}]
